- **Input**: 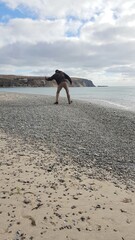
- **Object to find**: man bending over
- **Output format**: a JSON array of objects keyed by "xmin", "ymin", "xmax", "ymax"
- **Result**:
[{"xmin": 46, "ymin": 69, "xmax": 72, "ymax": 104}]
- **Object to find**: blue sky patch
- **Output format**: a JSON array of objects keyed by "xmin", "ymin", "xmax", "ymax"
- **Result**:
[
  {"xmin": 65, "ymin": 15, "xmax": 95, "ymax": 38},
  {"xmin": 67, "ymin": 15, "xmax": 95, "ymax": 23},
  {"xmin": 0, "ymin": 2, "xmax": 36, "ymax": 23},
  {"xmin": 65, "ymin": 30, "xmax": 80, "ymax": 38}
]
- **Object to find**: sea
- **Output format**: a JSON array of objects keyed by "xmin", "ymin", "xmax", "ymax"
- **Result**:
[{"xmin": 0, "ymin": 86, "xmax": 135, "ymax": 112}]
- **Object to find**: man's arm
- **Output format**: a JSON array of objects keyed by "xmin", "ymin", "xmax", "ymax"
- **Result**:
[
  {"xmin": 63, "ymin": 73, "xmax": 72, "ymax": 85},
  {"xmin": 45, "ymin": 74, "xmax": 55, "ymax": 81}
]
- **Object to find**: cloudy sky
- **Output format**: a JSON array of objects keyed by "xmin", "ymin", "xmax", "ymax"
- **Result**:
[{"xmin": 0, "ymin": 0, "xmax": 135, "ymax": 86}]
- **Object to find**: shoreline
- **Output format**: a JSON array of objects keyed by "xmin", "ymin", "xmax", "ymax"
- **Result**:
[
  {"xmin": 0, "ymin": 92, "xmax": 135, "ymax": 239},
  {"xmin": 0, "ymin": 87, "xmax": 135, "ymax": 113}
]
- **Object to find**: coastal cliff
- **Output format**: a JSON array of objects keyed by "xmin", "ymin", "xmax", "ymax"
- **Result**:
[{"xmin": 0, "ymin": 75, "xmax": 95, "ymax": 87}]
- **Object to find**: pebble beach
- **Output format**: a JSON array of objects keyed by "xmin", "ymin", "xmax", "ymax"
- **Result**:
[{"xmin": 0, "ymin": 92, "xmax": 135, "ymax": 240}]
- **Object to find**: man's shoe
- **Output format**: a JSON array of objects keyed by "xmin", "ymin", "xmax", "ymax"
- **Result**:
[
  {"xmin": 54, "ymin": 102, "xmax": 58, "ymax": 104},
  {"xmin": 69, "ymin": 101, "xmax": 72, "ymax": 104}
]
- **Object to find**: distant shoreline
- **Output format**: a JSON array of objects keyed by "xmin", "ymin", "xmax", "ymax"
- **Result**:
[{"xmin": 0, "ymin": 75, "xmax": 95, "ymax": 87}]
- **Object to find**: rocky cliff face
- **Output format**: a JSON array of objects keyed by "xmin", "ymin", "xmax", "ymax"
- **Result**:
[
  {"xmin": 0, "ymin": 75, "xmax": 95, "ymax": 87},
  {"xmin": 71, "ymin": 77, "xmax": 95, "ymax": 87}
]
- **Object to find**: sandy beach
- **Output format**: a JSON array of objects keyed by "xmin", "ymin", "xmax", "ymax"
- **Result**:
[{"xmin": 0, "ymin": 92, "xmax": 135, "ymax": 240}]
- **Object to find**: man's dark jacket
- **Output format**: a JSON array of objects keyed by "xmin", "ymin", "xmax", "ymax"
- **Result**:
[{"xmin": 47, "ymin": 70, "xmax": 72, "ymax": 85}]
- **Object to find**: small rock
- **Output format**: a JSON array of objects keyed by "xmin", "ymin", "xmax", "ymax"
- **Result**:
[
  {"xmin": 80, "ymin": 216, "xmax": 85, "ymax": 221},
  {"xmin": 120, "ymin": 209, "xmax": 127, "ymax": 213},
  {"xmin": 71, "ymin": 205, "xmax": 76, "ymax": 209},
  {"xmin": 126, "ymin": 219, "xmax": 131, "ymax": 224},
  {"xmin": 95, "ymin": 204, "xmax": 101, "ymax": 209},
  {"xmin": 73, "ymin": 196, "xmax": 78, "ymax": 200},
  {"xmin": 23, "ymin": 198, "xmax": 31, "ymax": 204},
  {"xmin": 97, "ymin": 225, "xmax": 101, "ymax": 231},
  {"xmin": 122, "ymin": 198, "xmax": 132, "ymax": 203}
]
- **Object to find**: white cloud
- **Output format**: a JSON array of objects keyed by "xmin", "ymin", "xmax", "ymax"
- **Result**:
[
  {"xmin": 0, "ymin": 0, "xmax": 135, "ymax": 86},
  {"xmin": 0, "ymin": 18, "xmax": 67, "ymax": 46}
]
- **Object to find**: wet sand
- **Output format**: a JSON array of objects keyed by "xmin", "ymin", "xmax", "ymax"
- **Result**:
[{"xmin": 0, "ymin": 92, "xmax": 135, "ymax": 240}]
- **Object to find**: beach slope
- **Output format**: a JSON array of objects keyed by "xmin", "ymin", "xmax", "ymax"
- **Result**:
[{"xmin": 0, "ymin": 93, "xmax": 135, "ymax": 240}]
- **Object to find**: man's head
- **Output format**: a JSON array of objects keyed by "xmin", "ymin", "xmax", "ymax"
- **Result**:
[{"xmin": 55, "ymin": 69, "xmax": 60, "ymax": 73}]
